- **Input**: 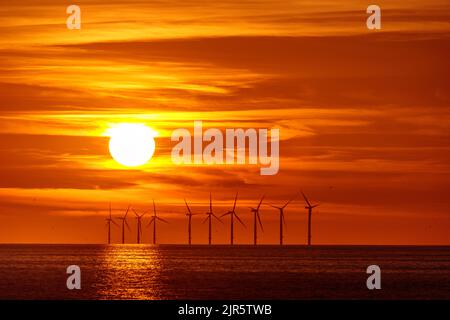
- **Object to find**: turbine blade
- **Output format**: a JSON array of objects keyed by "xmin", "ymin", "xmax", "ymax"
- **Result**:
[
  {"xmin": 312, "ymin": 204, "xmax": 319, "ymax": 209},
  {"xmin": 257, "ymin": 196, "xmax": 265, "ymax": 210},
  {"xmin": 270, "ymin": 205, "xmax": 281, "ymax": 209},
  {"xmin": 212, "ymin": 214, "xmax": 223, "ymax": 224},
  {"xmin": 132, "ymin": 209, "xmax": 139, "ymax": 217},
  {"xmin": 155, "ymin": 216, "xmax": 168, "ymax": 223},
  {"xmin": 184, "ymin": 198, "xmax": 192, "ymax": 214},
  {"xmin": 257, "ymin": 213, "xmax": 264, "ymax": 232},
  {"xmin": 147, "ymin": 217, "xmax": 155, "ymax": 227},
  {"xmin": 112, "ymin": 220, "xmax": 120, "ymax": 227},
  {"xmin": 125, "ymin": 220, "xmax": 131, "ymax": 231},
  {"xmin": 202, "ymin": 216, "xmax": 209, "ymax": 224},
  {"xmin": 124, "ymin": 205, "xmax": 130, "ymax": 218},
  {"xmin": 233, "ymin": 192, "xmax": 238, "ymax": 211},
  {"xmin": 220, "ymin": 212, "xmax": 231, "ymax": 218},
  {"xmin": 209, "ymin": 193, "xmax": 212, "ymax": 212},
  {"xmin": 301, "ymin": 191, "xmax": 311, "ymax": 207},
  {"xmin": 283, "ymin": 198, "xmax": 294, "ymax": 209},
  {"xmin": 235, "ymin": 214, "xmax": 246, "ymax": 228},
  {"xmin": 153, "ymin": 199, "xmax": 156, "ymax": 216}
]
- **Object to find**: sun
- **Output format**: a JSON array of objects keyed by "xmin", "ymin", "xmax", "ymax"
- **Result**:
[{"xmin": 108, "ymin": 123, "xmax": 156, "ymax": 167}]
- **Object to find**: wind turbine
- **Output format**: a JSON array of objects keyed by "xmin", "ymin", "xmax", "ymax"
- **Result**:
[
  {"xmin": 270, "ymin": 198, "xmax": 295, "ymax": 245},
  {"xmin": 184, "ymin": 199, "xmax": 197, "ymax": 245},
  {"xmin": 250, "ymin": 196, "xmax": 264, "ymax": 245},
  {"xmin": 221, "ymin": 193, "xmax": 245, "ymax": 245},
  {"xmin": 203, "ymin": 193, "xmax": 222, "ymax": 245},
  {"xmin": 106, "ymin": 203, "xmax": 119, "ymax": 244},
  {"xmin": 147, "ymin": 199, "xmax": 169, "ymax": 244},
  {"xmin": 301, "ymin": 191, "xmax": 319, "ymax": 246},
  {"xmin": 116, "ymin": 205, "xmax": 131, "ymax": 244},
  {"xmin": 133, "ymin": 209, "xmax": 147, "ymax": 244}
]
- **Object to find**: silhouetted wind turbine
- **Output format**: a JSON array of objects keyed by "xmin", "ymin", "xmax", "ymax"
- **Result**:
[
  {"xmin": 301, "ymin": 191, "xmax": 319, "ymax": 246},
  {"xmin": 270, "ymin": 198, "xmax": 295, "ymax": 245},
  {"xmin": 249, "ymin": 196, "xmax": 264, "ymax": 245},
  {"xmin": 106, "ymin": 203, "xmax": 119, "ymax": 244},
  {"xmin": 116, "ymin": 206, "xmax": 131, "ymax": 244},
  {"xmin": 203, "ymin": 193, "xmax": 222, "ymax": 245},
  {"xmin": 221, "ymin": 193, "xmax": 245, "ymax": 245},
  {"xmin": 133, "ymin": 209, "xmax": 147, "ymax": 244},
  {"xmin": 184, "ymin": 199, "xmax": 197, "ymax": 245},
  {"xmin": 147, "ymin": 200, "xmax": 169, "ymax": 244}
]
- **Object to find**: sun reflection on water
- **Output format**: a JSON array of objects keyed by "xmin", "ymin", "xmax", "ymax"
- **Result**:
[{"xmin": 94, "ymin": 245, "xmax": 163, "ymax": 299}]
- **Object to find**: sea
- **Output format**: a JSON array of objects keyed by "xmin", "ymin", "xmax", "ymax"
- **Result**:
[{"xmin": 0, "ymin": 244, "xmax": 449, "ymax": 300}]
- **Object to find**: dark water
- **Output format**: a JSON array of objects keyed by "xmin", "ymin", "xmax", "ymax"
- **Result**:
[{"xmin": 0, "ymin": 244, "xmax": 449, "ymax": 300}]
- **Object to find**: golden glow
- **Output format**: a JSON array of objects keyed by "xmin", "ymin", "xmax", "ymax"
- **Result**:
[
  {"xmin": 1, "ymin": 0, "xmax": 450, "ymax": 245},
  {"xmin": 108, "ymin": 123, "xmax": 156, "ymax": 167}
]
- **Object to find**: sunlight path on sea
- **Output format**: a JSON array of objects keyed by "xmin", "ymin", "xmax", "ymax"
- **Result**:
[{"xmin": 94, "ymin": 245, "xmax": 163, "ymax": 299}]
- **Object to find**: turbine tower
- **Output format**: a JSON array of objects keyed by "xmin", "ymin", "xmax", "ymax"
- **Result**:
[
  {"xmin": 203, "ymin": 193, "xmax": 222, "ymax": 245},
  {"xmin": 270, "ymin": 198, "xmax": 294, "ymax": 245},
  {"xmin": 250, "ymin": 196, "xmax": 264, "ymax": 245},
  {"xmin": 148, "ymin": 200, "xmax": 169, "ymax": 244},
  {"xmin": 301, "ymin": 191, "xmax": 319, "ymax": 246},
  {"xmin": 105, "ymin": 203, "xmax": 119, "ymax": 244},
  {"xmin": 116, "ymin": 205, "xmax": 131, "ymax": 244},
  {"xmin": 133, "ymin": 209, "xmax": 147, "ymax": 244},
  {"xmin": 221, "ymin": 193, "xmax": 245, "ymax": 245},
  {"xmin": 184, "ymin": 199, "xmax": 197, "ymax": 245}
]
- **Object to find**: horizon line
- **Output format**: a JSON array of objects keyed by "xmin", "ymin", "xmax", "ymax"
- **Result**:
[{"xmin": 1, "ymin": 243, "xmax": 449, "ymax": 247}]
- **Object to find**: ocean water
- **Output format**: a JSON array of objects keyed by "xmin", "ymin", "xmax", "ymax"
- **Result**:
[{"xmin": 0, "ymin": 244, "xmax": 449, "ymax": 300}]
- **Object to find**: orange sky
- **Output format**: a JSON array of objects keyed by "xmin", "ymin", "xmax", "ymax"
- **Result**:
[{"xmin": 0, "ymin": 0, "xmax": 449, "ymax": 244}]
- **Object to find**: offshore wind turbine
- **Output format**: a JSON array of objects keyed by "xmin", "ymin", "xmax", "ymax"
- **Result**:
[
  {"xmin": 184, "ymin": 199, "xmax": 197, "ymax": 245},
  {"xmin": 221, "ymin": 193, "xmax": 245, "ymax": 245},
  {"xmin": 249, "ymin": 196, "xmax": 264, "ymax": 245},
  {"xmin": 132, "ymin": 209, "xmax": 147, "ymax": 244},
  {"xmin": 270, "ymin": 198, "xmax": 295, "ymax": 245},
  {"xmin": 106, "ymin": 203, "xmax": 119, "ymax": 244},
  {"xmin": 301, "ymin": 191, "xmax": 319, "ymax": 246},
  {"xmin": 147, "ymin": 200, "xmax": 169, "ymax": 244},
  {"xmin": 116, "ymin": 205, "xmax": 131, "ymax": 244},
  {"xmin": 203, "ymin": 193, "xmax": 222, "ymax": 245}
]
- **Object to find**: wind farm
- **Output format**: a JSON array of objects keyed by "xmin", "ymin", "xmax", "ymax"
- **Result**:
[
  {"xmin": 4, "ymin": 191, "xmax": 450, "ymax": 301},
  {"xmin": 103, "ymin": 191, "xmax": 321, "ymax": 246}
]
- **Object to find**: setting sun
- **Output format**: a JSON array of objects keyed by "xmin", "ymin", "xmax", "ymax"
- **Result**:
[{"xmin": 108, "ymin": 123, "xmax": 156, "ymax": 167}]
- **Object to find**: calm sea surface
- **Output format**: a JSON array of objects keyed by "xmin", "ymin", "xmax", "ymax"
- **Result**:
[{"xmin": 0, "ymin": 245, "xmax": 449, "ymax": 299}]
